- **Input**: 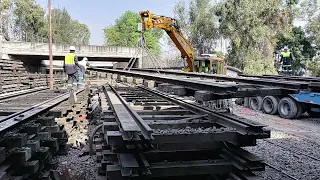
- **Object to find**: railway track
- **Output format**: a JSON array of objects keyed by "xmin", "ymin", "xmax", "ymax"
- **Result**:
[
  {"xmin": 88, "ymin": 68, "xmax": 320, "ymax": 120},
  {"xmin": 0, "ymin": 89, "xmax": 62, "ymax": 117},
  {"xmin": 0, "ymin": 87, "xmax": 48, "ymax": 102},
  {"xmin": 0, "ymin": 88, "xmax": 87, "ymax": 179},
  {"xmin": 90, "ymin": 82, "xmax": 270, "ymax": 179}
]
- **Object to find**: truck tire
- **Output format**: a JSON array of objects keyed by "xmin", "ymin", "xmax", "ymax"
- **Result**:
[
  {"xmin": 249, "ymin": 96, "xmax": 263, "ymax": 111},
  {"xmin": 278, "ymin": 97, "xmax": 298, "ymax": 119},
  {"xmin": 262, "ymin": 96, "xmax": 279, "ymax": 115},
  {"xmin": 295, "ymin": 102, "xmax": 304, "ymax": 119},
  {"xmin": 235, "ymin": 98, "xmax": 244, "ymax": 105}
]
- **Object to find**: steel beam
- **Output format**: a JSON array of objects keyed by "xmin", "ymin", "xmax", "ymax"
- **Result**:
[
  {"xmin": 106, "ymin": 130, "xmax": 238, "ymax": 146},
  {"xmin": 103, "ymin": 85, "xmax": 153, "ymax": 140},
  {"xmin": 90, "ymin": 67, "xmax": 239, "ymax": 94},
  {"xmin": 241, "ymin": 74, "xmax": 320, "ymax": 83},
  {"xmin": 105, "ymin": 90, "xmax": 141, "ymax": 132},
  {"xmin": 107, "ymin": 160, "xmax": 234, "ymax": 178},
  {"xmin": 135, "ymin": 109, "xmax": 192, "ymax": 115},
  {"xmin": 104, "ymin": 119, "xmax": 215, "ymax": 131},
  {"xmin": 125, "ymin": 68, "xmax": 310, "ymax": 90}
]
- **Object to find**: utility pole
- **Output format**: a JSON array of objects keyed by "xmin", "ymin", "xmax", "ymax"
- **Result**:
[{"xmin": 48, "ymin": 0, "xmax": 53, "ymax": 90}]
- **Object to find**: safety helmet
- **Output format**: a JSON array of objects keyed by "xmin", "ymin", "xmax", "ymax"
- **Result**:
[
  {"xmin": 83, "ymin": 57, "xmax": 88, "ymax": 61},
  {"xmin": 69, "ymin": 46, "xmax": 76, "ymax": 51},
  {"xmin": 284, "ymin": 46, "xmax": 288, "ymax": 50}
]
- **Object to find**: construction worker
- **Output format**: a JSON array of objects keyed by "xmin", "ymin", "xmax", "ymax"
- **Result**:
[
  {"xmin": 204, "ymin": 65, "xmax": 209, "ymax": 73},
  {"xmin": 77, "ymin": 57, "xmax": 90, "ymax": 88},
  {"xmin": 63, "ymin": 46, "xmax": 80, "ymax": 90},
  {"xmin": 280, "ymin": 46, "xmax": 293, "ymax": 75},
  {"xmin": 298, "ymin": 65, "xmax": 306, "ymax": 76}
]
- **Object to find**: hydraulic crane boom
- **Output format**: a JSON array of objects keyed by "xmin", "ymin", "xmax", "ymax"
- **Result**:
[{"xmin": 139, "ymin": 10, "xmax": 195, "ymax": 72}]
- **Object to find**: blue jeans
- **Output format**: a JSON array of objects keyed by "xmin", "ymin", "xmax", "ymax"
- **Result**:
[{"xmin": 78, "ymin": 71, "xmax": 84, "ymax": 88}]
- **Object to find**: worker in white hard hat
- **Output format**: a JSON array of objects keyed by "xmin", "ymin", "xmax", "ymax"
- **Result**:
[
  {"xmin": 77, "ymin": 57, "xmax": 90, "ymax": 88},
  {"xmin": 63, "ymin": 46, "xmax": 81, "ymax": 90},
  {"xmin": 280, "ymin": 46, "xmax": 293, "ymax": 75}
]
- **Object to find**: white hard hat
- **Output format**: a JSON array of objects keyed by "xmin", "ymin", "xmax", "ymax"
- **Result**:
[
  {"xmin": 284, "ymin": 46, "xmax": 288, "ymax": 50},
  {"xmin": 83, "ymin": 57, "xmax": 88, "ymax": 61},
  {"xmin": 69, "ymin": 46, "xmax": 76, "ymax": 51}
]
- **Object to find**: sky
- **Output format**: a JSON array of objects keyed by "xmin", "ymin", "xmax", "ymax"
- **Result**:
[{"xmin": 36, "ymin": 0, "xmax": 180, "ymax": 45}]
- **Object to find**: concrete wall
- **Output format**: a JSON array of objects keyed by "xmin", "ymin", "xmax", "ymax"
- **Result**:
[
  {"xmin": 2, "ymin": 41, "xmax": 140, "ymax": 58},
  {"xmin": 113, "ymin": 62, "xmax": 129, "ymax": 69}
]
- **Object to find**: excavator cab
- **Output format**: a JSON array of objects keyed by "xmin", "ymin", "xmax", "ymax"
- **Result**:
[
  {"xmin": 194, "ymin": 55, "xmax": 225, "ymax": 74},
  {"xmin": 194, "ymin": 57, "xmax": 211, "ymax": 73}
]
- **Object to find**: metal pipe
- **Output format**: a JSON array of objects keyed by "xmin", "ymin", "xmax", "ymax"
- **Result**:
[
  {"xmin": 89, "ymin": 124, "xmax": 103, "ymax": 156},
  {"xmin": 48, "ymin": 0, "xmax": 53, "ymax": 90}
]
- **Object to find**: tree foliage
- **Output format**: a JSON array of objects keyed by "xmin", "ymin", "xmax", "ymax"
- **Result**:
[
  {"xmin": 217, "ymin": 0, "xmax": 297, "ymax": 75},
  {"xmin": 0, "ymin": 0, "xmax": 13, "ymax": 40},
  {"xmin": 276, "ymin": 26, "xmax": 316, "ymax": 70},
  {"xmin": 307, "ymin": 15, "xmax": 320, "ymax": 48},
  {"xmin": 103, "ymin": 11, "xmax": 163, "ymax": 55},
  {"xmin": 173, "ymin": 0, "xmax": 219, "ymax": 54},
  {"xmin": 14, "ymin": 0, "xmax": 48, "ymax": 42},
  {"xmin": 304, "ymin": 0, "xmax": 320, "ymax": 76},
  {"xmin": 51, "ymin": 8, "xmax": 90, "ymax": 45},
  {"xmin": 0, "ymin": 0, "xmax": 90, "ymax": 44}
]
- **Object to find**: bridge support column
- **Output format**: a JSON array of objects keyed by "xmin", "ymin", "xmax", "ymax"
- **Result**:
[
  {"xmin": 0, "ymin": 34, "xmax": 10, "ymax": 60},
  {"xmin": 0, "ymin": 34, "xmax": 3, "ymax": 59}
]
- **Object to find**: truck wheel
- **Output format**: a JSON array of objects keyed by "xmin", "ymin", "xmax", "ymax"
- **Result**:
[
  {"xmin": 295, "ymin": 102, "xmax": 304, "ymax": 119},
  {"xmin": 262, "ymin": 96, "xmax": 279, "ymax": 115},
  {"xmin": 249, "ymin": 96, "xmax": 263, "ymax": 111},
  {"xmin": 278, "ymin": 97, "xmax": 298, "ymax": 119},
  {"xmin": 235, "ymin": 98, "xmax": 244, "ymax": 105}
]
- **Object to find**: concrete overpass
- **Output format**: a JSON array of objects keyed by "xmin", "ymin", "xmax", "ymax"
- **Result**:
[{"xmin": 0, "ymin": 35, "xmax": 143, "ymax": 68}]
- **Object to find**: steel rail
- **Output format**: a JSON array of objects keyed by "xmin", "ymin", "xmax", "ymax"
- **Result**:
[
  {"xmin": 103, "ymin": 85, "xmax": 268, "ymax": 180},
  {"xmin": 89, "ymin": 67, "xmax": 239, "ymax": 94},
  {"xmin": 0, "ymin": 89, "xmax": 84, "ymax": 132},
  {"xmin": 107, "ymin": 85, "xmax": 153, "ymax": 140},
  {"xmin": 138, "ymin": 86, "xmax": 269, "ymax": 136},
  {"xmin": 123, "ymin": 68, "xmax": 310, "ymax": 90},
  {"xmin": 0, "ymin": 87, "xmax": 48, "ymax": 101},
  {"xmin": 241, "ymin": 74, "xmax": 320, "ymax": 83}
]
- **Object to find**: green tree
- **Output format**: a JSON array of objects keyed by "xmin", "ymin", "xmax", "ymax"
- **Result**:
[
  {"xmin": 307, "ymin": 15, "xmax": 320, "ymax": 48},
  {"xmin": 303, "ymin": 0, "xmax": 320, "ymax": 76},
  {"xmin": 70, "ymin": 21, "xmax": 90, "ymax": 45},
  {"xmin": 0, "ymin": 0, "xmax": 13, "ymax": 40},
  {"xmin": 173, "ymin": 0, "xmax": 219, "ymax": 54},
  {"xmin": 51, "ymin": 8, "xmax": 90, "ymax": 45},
  {"xmin": 13, "ymin": 0, "xmax": 48, "ymax": 42},
  {"xmin": 276, "ymin": 26, "xmax": 316, "ymax": 70},
  {"xmin": 103, "ymin": 11, "xmax": 163, "ymax": 55},
  {"xmin": 217, "ymin": 0, "xmax": 296, "ymax": 75}
]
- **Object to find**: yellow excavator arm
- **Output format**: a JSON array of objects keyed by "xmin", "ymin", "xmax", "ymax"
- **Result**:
[{"xmin": 139, "ymin": 10, "xmax": 195, "ymax": 72}]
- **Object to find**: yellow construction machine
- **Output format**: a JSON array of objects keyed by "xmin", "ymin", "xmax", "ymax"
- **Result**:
[{"xmin": 139, "ymin": 10, "xmax": 226, "ymax": 74}]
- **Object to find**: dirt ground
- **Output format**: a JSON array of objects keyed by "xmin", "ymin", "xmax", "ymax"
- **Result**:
[{"xmin": 234, "ymin": 106, "xmax": 320, "ymax": 180}]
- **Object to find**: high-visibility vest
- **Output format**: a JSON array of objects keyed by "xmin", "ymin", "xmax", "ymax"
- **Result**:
[
  {"xmin": 281, "ymin": 52, "xmax": 291, "ymax": 57},
  {"xmin": 205, "ymin": 66, "xmax": 209, "ymax": 72},
  {"xmin": 65, "ymin": 53, "xmax": 75, "ymax": 64}
]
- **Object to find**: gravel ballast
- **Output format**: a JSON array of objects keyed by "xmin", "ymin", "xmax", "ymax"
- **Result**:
[
  {"xmin": 234, "ymin": 106, "xmax": 320, "ymax": 179},
  {"xmin": 153, "ymin": 126, "xmax": 236, "ymax": 135}
]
